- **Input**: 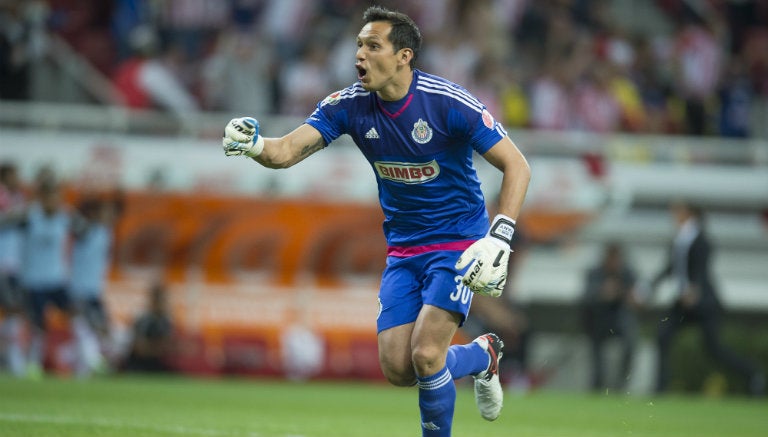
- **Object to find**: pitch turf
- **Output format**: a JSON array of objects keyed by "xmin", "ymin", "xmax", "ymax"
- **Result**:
[{"xmin": 0, "ymin": 374, "xmax": 765, "ymax": 437}]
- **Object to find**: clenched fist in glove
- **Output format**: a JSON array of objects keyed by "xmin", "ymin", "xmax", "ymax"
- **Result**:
[
  {"xmin": 222, "ymin": 117, "xmax": 265, "ymax": 158},
  {"xmin": 455, "ymin": 214, "xmax": 516, "ymax": 297}
]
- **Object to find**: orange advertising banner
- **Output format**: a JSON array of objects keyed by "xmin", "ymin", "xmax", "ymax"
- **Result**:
[{"xmin": 42, "ymin": 190, "xmax": 587, "ymax": 378}]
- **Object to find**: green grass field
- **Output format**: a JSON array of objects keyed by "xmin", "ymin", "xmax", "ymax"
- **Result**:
[{"xmin": 0, "ymin": 374, "xmax": 765, "ymax": 437}]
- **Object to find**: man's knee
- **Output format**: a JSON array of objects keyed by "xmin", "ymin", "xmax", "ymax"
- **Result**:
[
  {"xmin": 380, "ymin": 361, "xmax": 416, "ymax": 386},
  {"xmin": 411, "ymin": 343, "xmax": 444, "ymax": 376}
]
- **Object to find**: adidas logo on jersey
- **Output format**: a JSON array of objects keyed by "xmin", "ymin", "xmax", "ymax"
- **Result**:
[{"xmin": 365, "ymin": 127, "xmax": 380, "ymax": 139}]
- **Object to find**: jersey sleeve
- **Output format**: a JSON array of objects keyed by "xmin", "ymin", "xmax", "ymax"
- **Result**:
[
  {"xmin": 305, "ymin": 91, "xmax": 350, "ymax": 146},
  {"xmin": 447, "ymin": 92, "xmax": 507, "ymax": 155},
  {"xmin": 470, "ymin": 107, "xmax": 507, "ymax": 154}
]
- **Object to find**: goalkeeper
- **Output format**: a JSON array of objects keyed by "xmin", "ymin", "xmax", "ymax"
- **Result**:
[{"xmin": 222, "ymin": 6, "xmax": 530, "ymax": 436}]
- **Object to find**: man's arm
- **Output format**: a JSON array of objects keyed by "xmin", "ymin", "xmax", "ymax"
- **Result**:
[
  {"xmin": 254, "ymin": 124, "xmax": 327, "ymax": 169},
  {"xmin": 481, "ymin": 136, "xmax": 531, "ymax": 221},
  {"xmin": 651, "ymin": 251, "xmax": 673, "ymax": 289},
  {"xmin": 455, "ymin": 136, "xmax": 530, "ymax": 297},
  {"xmin": 223, "ymin": 118, "xmax": 326, "ymax": 169}
]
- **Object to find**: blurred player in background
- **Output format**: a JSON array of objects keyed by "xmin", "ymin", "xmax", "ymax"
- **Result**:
[
  {"xmin": 221, "ymin": 6, "xmax": 530, "ymax": 436},
  {"xmin": 651, "ymin": 202, "xmax": 765, "ymax": 397},
  {"xmin": 0, "ymin": 178, "xmax": 90, "ymax": 378},
  {"xmin": 581, "ymin": 242, "xmax": 639, "ymax": 393},
  {"xmin": 120, "ymin": 281, "xmax": 175, "ymax": 373},
  {"xmin": 67, "ymin": 196, "xmax": 122, "ymax": 377},
  {"xmin": 0, "ymin": 161, "xmax": 27, "ymax": 377}
]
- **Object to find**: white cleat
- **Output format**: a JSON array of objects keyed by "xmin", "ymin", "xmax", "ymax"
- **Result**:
[{"xmin": 473, "ymin": 333, "xmax": 504, "ymax": 421}]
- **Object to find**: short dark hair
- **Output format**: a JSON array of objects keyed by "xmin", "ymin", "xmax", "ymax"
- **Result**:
[
  {"xmin": 672, "ymin": 200, "xmax": 706, "ymax": 228},
  {"xmin": 362, "ymin": 5, "xmax": 421, "ymax": 68},
  {"xmin": 0, "ymin": 161, "xmax": 16, "ymax": 181}
]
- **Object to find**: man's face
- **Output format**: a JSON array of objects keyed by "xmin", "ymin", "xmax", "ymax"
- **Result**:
[
  {"xmin": 2, "ymin": 168, "xmax": 20, "ymax": 190},
  {"xmin": 671, "ymin": 203, "xmax": 690, "ymax": 227},
  {"xmin": 355, "ymin": 21, "xmax": 403, "ymax": 92},
  {"xmin": 40, "ymin": 189, "xmax": 61, "ymax": 215}
]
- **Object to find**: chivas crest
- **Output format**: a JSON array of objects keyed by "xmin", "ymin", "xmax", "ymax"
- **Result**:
[{"xmin": 411, "ymin": 118, "xmax": 433, "ymax": 144}]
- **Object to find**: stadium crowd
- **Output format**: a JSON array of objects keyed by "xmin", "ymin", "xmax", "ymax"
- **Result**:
[{"xmin": 1, "ymin": 0, "xmax": 767, "ymax": 137}]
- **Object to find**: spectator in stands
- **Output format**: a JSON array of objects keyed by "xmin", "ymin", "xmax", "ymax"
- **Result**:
[
  {"xmin": 669, "ymin": 12, "xmax": 725, "ymax": 135},
  {"xmin": 201, "ymin": 29, "xmax": 275, "ymax": 114},
  {"xmin": 26, "ymin": 0, "xmax": 768, "ymax": 138},
  {"xmin": 572, "ymin": 62, "xmax": 624, "ymax": 133},
  {"xmin": 717, "ymin": 56, "xmax": 753, "ymax": 137},
  {"xmin": 110, "ymin": 0, "xmax": 153, "ymax": 61},
  {"xmin": 121, "ymin": 281, "xmax": 175, "ymax": 373},
  {"xmin": 0, "ymin": 161, "xmax": 27, "ymax": 377},
  {"xmin": 628, "ymin": 36, "xmax": 677, "ymax": 134},
  {"xmin": 421, "ymin": 31, "xmax": 480, "ymax": 88},
  {"xmin": 528, "ymin": 58, "xmax": 575, "ymax": 130},
  {"xmin": 112, "ymin": 25, "xmax": 199, "ymax": 116},
  {"xmin": 581, "ymin": 242, "xmax": 639, "ymax": 393},
  {"xmin": 277, "ymin": 38, "xmax": 333, "ymax": 116},
  {"xmin": 0, "ymin": 0, "xmax": 47, "ymax": 100},
  {"xmin": 650, "ymin": 202, "xmax": 765, "ymax": 397},
  {"xmin": 154, "ymin": 0, "xmax": 230, "ymax": 62}
]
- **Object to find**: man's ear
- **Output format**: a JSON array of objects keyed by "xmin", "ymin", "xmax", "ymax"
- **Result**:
[{"xmin": 399, "ymin": 48, "xmax": 414, "ymax": 66}]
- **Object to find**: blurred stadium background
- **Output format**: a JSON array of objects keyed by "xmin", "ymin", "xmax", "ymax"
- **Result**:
[{"xmin": 1, "ymin": 0, "xmax": 767, "ymax": 408}]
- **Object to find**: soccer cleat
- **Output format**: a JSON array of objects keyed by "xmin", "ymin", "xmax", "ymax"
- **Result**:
[{"xmin": 473, "ymin": 333, "xmax": 504, "ymax": 421}]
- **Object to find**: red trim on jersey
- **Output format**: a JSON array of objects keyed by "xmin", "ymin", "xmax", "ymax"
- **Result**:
[
  {"xmin": 377, "ymin": 93, "xmax": 414, "ymax": 119},
  {"xmin": 387, "ymin": 239, "xmax": 476, "ymax": 258}
]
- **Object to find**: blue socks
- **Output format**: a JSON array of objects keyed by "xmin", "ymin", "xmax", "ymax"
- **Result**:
[
  {"xmin": 417, "ymin": 366, "xmax": 455, "ymax": 436},
  {"xmin": 446, "ymin": 342, "xmax": 489, "ymax": 379},
  {"xmin": 416, "ymin": 343, "xmax": 490, "ymax": 436}
]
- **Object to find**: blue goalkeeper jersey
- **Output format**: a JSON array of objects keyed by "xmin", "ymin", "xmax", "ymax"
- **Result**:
[{"xmin": 306, "ymin": 70, "xmax": 506, "ymax": 248}]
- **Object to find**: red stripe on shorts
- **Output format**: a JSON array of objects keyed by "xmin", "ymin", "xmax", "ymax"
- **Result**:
[{"xmin": 387, "ymin": 240, "xmax": 476, "ymax": 258}]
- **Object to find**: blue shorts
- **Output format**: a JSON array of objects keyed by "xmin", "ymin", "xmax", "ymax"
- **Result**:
[
  {"xmin": 25, "ymin": 286, "xmax": 71, "ymax": 330},
  {"xmin": 72, "ymin": 296, "xmax": 110, "ymax": 332},
  {"xmin": 377, "ymin": 250, "xmax": 474, "ymax": 333}
]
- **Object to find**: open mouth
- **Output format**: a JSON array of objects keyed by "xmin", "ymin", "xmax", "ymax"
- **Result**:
[{"xmin": 356, "ymin": 65, "xmax": 367, "ymax": 80}]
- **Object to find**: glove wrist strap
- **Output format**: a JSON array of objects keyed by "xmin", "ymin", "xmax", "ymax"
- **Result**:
[
  {"xmin": 487, "ymin": 214, "xmax": 515, "ymax": 248},
  {"xmin": 245, "ymin": 135, "xmax": 265, "ymax": 157}
]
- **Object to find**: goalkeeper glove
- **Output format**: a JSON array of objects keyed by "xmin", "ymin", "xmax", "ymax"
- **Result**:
[
  {"xmin": 455, "ymin": 214, "xmax": 515, "ymax": 297},
  {"xmin": 222, "ymin": 117, "xmax": 265, "ymax": 157}
]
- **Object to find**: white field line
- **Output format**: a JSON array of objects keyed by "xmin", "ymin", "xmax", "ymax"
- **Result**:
[{"xmin": 0, "ymin": 412, "xmax": 307, "ymax": 437}]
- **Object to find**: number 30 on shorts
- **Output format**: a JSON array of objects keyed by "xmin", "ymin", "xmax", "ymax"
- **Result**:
[{"xmin": 450, "ymin": 275, "xmax": 472, "ymax": 304}]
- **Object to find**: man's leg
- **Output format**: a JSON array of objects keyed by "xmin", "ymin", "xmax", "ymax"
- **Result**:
[
  {"xmin": 0, "ymin": 313, "xmax": 25, "ymax": 376},
  {"xmin": 589, "ymin": 333, "xmax": 605, "ymax": 391},
  {"xmin": 378, "ymin": 305, "xmax": 463, "ymax": 436},
  {"xmin": 618, "ymin": 312, "xmax": 639, "ymax": 390},
  {"xmin": 656, "ymin": 306, "xmax": 683, "ymax": 394},
  {"xmin": 378, "ymin": 322, "xmax": 417, "ymax": 386},
  {"xmin": 25, "ymin": 291, "xmax": 49, "ymax": 379},
  {"xmin": 466, "ymin": 333, "xmax": 504, "ymax": 421},
  {"xmin": 699, "ymin": 311, "xmax": 764, "ymax": 395},
  {"xmin": 0, "ymin": 276, "xmax": 26, "ymax": 377},
  {"xmin": 445, "ymin": 338, "xmax": 493, "ymax": 380},
  {"xmin": 411, "ymin": 304, "xmax": 461, "ymax": 437}
]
